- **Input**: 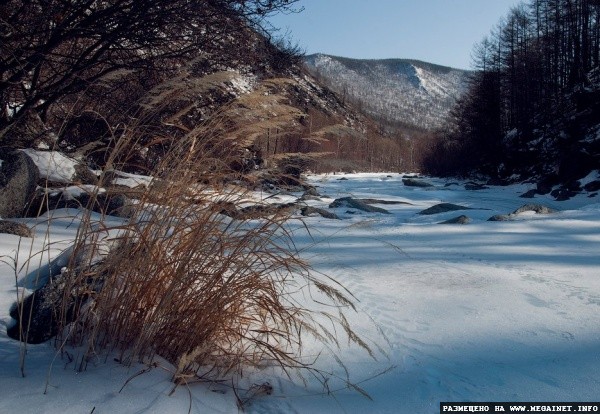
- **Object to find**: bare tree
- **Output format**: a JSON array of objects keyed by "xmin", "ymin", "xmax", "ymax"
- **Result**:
[{"xmin": 0, "ymin": 0, "xmax": 300, "ymax": 144}]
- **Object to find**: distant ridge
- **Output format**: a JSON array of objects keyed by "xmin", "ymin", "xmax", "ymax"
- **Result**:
[{"xmin": 304, "ymin": 53, "xmax": 471, "ymax": 130}]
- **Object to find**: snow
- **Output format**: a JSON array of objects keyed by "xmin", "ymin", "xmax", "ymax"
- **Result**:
[
  {"xmin": 20, "ymin": 149, "xmax": 79, "ymax": 183},
  {"xmin": 106, "ymin": 170, "xmax": 154, "ymax": 188},
  {"xmin": 1, "ymin": 173, "xmax": 600, "ymax": 413}
]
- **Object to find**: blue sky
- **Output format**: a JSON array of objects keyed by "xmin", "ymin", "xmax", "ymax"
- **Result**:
[{"xmin": 267, "ymin": 0, "xmax": 522, "ymax": 69}]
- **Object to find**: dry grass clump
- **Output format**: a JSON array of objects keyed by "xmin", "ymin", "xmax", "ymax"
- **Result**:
[{"xmin": 50, "ymin": 75, "xmax": 370, "ymax": 392}]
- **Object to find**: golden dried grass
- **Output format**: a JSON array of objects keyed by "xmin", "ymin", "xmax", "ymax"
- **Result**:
[{"xmin": 46, "ymin": 74, "xmax": 373, "ymax": 396}]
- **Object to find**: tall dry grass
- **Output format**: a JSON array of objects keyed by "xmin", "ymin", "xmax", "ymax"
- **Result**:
[{"xmin": 45, "ymin": 72, "xmax": 372, "ymax": 397}]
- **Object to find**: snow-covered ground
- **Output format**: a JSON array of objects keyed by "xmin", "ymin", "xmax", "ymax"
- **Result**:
[{"xmin": 1, "ymin": 172, "xmax": 600, "ymax": 413}]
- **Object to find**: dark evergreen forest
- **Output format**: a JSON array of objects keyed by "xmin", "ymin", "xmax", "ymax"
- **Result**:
[{"xmin": 425, "ymin": 0, "xmax": 600, "ymax": 186}]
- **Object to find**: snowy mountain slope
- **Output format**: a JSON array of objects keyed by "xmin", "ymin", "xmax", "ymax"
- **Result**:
[{"xmin": 304, "ymin": 53, "xmax": 471, "ymax": 130}]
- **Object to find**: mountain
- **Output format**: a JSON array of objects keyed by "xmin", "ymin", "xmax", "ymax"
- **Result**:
[{"xmin": 304, "ymin": 53, "xmax": 471, "ymax": 130}]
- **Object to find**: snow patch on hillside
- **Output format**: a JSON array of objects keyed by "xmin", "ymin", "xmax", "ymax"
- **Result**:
[{"xmin": 304, "ymin": 54, "xmax": 470, "ymax": 130}]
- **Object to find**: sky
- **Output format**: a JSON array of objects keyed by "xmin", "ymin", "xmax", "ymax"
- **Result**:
[{"xmin": 267, "ymin": 0, "xmax": 523, "ymax": 70}]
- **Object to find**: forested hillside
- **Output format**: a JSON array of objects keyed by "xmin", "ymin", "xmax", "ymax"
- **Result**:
[
  {"xmin": 0, "ymin": 0, "xmax": 412, "ymax": 174},
  {"xmin": 304, "ymin": 54, "xmax": 470, "ymax": 131},
  {"xmin": 426, "ymin": 0, "xmax": 600, "ymax": 188}
]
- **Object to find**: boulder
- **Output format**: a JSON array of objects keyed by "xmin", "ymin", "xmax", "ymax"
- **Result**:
[
  {"xmin": 536, "ymin": 176, "xmax": 559, "ymax": 195},
  {"xmin": 584, "ymin": 180, "xmax": 600, "ymax": 192},
  {"xmin": 73, "ymin": 163, "xmax": 99, "ymax": 185},
  {"xmin": 519, "ymin": 189, "xmax": 538, "ymax": 199},
  {"xmin": 488, "ymin": 214, "xmax": 510, "ymax": 222},
  {"xmin": 303, "ymin": 186, "xmax": 320, "ymax": 197},
  {"xmin": 359, "ymin": 198, "xmax": 412, "ymax": 206},
  {"xmin": 512, "ymin": 204, "xmax": 558, "ymax": 215},
  {"xmin": 329, "ymin": 197, "xmax": 391, "ymax": 214},
  {"xmin": 79, "ymin": 192, "xmax": 133, "ymax": 218},
  {"xmin": 299, "ymin": 187, "xmax": 321, "ymax": 201},
  {"xmin": 439, "ymin": 215, "xmax": 471, "ymax": 225},
  {"xmin": 0, "ymin": 150, "xmax": 39, "ymax": 218},
  {"xmin": 300, "ymin": 206, "xmax": 340, "ymax": 220},
  {"xmin": 25, "ymin": 190, "xmax": 133, "ymax": 218},
  {"xmin": 488, "ymin": 204, "xmax": 558, "ymax": 221},
  {"xmin": 8, "ymin": 280, "xmax": 63, "ymax": 344},
  {"xmin": 418, "ymin": 203, "xmax": 474, "ymax": 215},
  {"xmin": 24, "ymin": 190, "xmax": 81, "ymax": 217},
  {"xmin": 0, "ymin": 220, "xmax": 33, "ymax": 238},
  {"xmin": 464, "ymin": 182, "xmax": 489, "ymax": 191},
  {"xmin": 221, "ymin": 203, "xmax": 297, "ymax": 220},
  {"xmin": 550, "ymin": 188, "xmax": 578, "ymax": 201},
  {"xmin": 8, "ymin": 265, "xmax": 104, "ymax": 344},
  {"xmin": 486, "ymin": 177, "xmax": 510, "ymax": 186},
  {"xmin": 402, "ymin": 178, "xmax": 434, "ymax": 188}
]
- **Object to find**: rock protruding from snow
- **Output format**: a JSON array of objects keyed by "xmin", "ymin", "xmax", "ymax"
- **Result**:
[
  {"xmin": 584, "ymin": 180, "xmax": 600, "ymax": 192},
  {"xmin": 0, "ymin": 220, "xmax": 33, "ymax": 237},
  {"xmin": 489, "ymin": 204, "xmax": 558, "ymax": 221},
  {"xmin": 439, "ymin": 215, "xmax": 471, "ymax": 225},
  {"xmin": 25, "ymin": 191, "xmax": 133, "ymax": 218},
  {"xmin": 418, "ymin": 203, "xmax": 474, "ymax": 215},
  {"xmin": 403, "ymin": 178, "xmax": 434, "ymax": 188},
  {"xmin": 300, "ymin": 206, "xmax": 340, "ymax": 220},
  {"xmin": 329, "ymin": 197, "xmax": 391, "ymax": 214},
  {"xmin": 512, "ymin": 204, "xmax": 558, "ymax": 215},
  {"xmin": 0, "ymin": 150, "xmax": 39, "ymax": 218},
  {"xmin": 464, "ymin": 182, "xmax": 489, "ymax": 191}
]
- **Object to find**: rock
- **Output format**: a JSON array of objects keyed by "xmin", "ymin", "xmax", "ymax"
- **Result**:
[
  {"xmin": 303, "ymin": 186, "xmax": 320, "ymax": 197},
  {"xmin": 465, "ymin": 182, "xmax": 489, "ymax": 191},
  {"xmin": 73, "ymin": 163, "xmax": 99, "ymax": 185},
  {"xmin": 8, "ymin": 280, "xmax": 63, "ymax": 344},
  {"xmin": 359, "ymin": 198, "xmax": 412, "ymax": 205},
  {"xmin": 489, "ymin": 204, "xmax": 558, "ymax": 221},
  {"xmin": 8, "ymin": 266, "xmax": 104, "ymax": 344},
  {"xmin": 25, "ymin": 190, "xmax": 133, "ymax": 218},
  {"xmin": 444, "ymin": 182, "xmax": 460, "ymax": 187},
  {"xmin": 536, "ymin": 183, "xmax": 553, "ymax": 195},
  {"xmin": 299, "ymin": 187, "xmax": 321, "ymax": 201},
  {"xmin": 487, "ymin": 177, "xmax": 509, "ymax": 186},
  {"xmin": 584, "ymin": 180, "xmax": 600, "ymax": 192},
  {"xmin": 221, "ymin": 203, "xmax": 297, "ymax": 220},
  {"xmin": 300, "ymin": 206, "xmax": 340, "ymax": 220},
  {"xmin": 25, "ymin": 190, "xmax": 81, "ymax": 217},
  {"xmin": 337, "ymin": 177, "xmax": 349, "ymax": 181},
  {"xmin": 550, "ymin": 188, "xmax": 578, "ymax": 201},
  {"xmin": 0, "ymin": 150, "xmax": 39, "ymax": 218},
  {"xmin": 0, "ymin": 220, "xmax": 33, "ymax": 237},
  {"xmin": 512, "ymin": 204, "xmax": 558, "ymax": 215},
  {"xmin": 488, "ymin": 214, "xmax": 510, "ymax": 222},
  {"xmin": 418, "ymin": 203, "xmax": 474, "ymax": 215},
  {"xmin": 299, "ymin": 194, "xmax": 321, "ymax": 202},
  {"xmin": 79, "ymin": 193, "xmax": 133, "ymax": 218},
  {"xmin": 402, "ymin": 178, "xmax": 434, "ymax": 188},
  {"xmin": 519, "ymin": 189, "xmax": 538, "ymax": 198},
  {"xmin": 439, "ymin": 215, "xmax": 471, "ymax": 225},
  {"xmin": 536, "ymin": 177, "xmax": 558, "ymax": 195},
  {"xmin": 329, "ymin": 197, "xmax": 391, "ymax": 214}
]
